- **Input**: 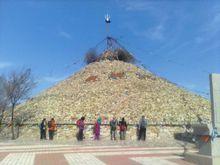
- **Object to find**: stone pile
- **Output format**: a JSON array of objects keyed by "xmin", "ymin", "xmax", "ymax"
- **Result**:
[
  {"xmin": 17, "ymin": 60, "xmax": 210, "ymax": 123},
  {"xmin": 11, "ymin": 59, "xmax": 211, "ymax": 140}
]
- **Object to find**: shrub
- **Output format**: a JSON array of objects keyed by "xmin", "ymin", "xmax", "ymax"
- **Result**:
[
  {"xmin": 84, "ymin": 49, "xmax": 99, "ymax": 64},
  {"xmin": 114, "ymin": 48, "xmax": 135, "ymax": 63}
]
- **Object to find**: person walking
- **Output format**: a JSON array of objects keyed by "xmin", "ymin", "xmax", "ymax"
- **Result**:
[
  {"xmin": 48, "ymin": 118, "xmax": 57, "ymax": 140},
  {"xmin": 110, "ymin": 117, "xmax": 118, "ymax": 140},
  {"xmin": 40, "ymin": 118, "xmax": 47, "ymax": 140},
  {"xmin": 119, "ymin": 117, "xmax": 127, "ymax": 140},
  {"xmin": 138, "ymin": 115, "xmax": 147, "ymax": 141},
  {"xmin": 76, "ymin": 116, "xmax": 85, "ymax": 141}
]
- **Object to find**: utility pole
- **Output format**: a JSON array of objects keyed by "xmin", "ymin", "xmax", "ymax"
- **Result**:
[
  {"xmin": 185, "ymin": 73, "xmax": 220, "ymax": 165},
  {"xmin": 105, "ymin": 14, "xmax": 111, "ymax": 36},
  {"xmin": 105, "ymin": 14, "xmax": 112, "ymax": 50},
  {"xmin": 210, "ymin": 74, "xmax": 220, "ymax": 130}
]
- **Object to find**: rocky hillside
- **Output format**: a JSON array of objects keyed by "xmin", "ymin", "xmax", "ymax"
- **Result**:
[{"xmin": 15, "ymin": 60, "xmax": 210, "ymax": 125}]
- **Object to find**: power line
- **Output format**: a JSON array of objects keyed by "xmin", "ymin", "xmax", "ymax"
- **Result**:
[
  {"xmin": 116, "ymin": 38, "xmax": 210, "ymax": 97},
  {"xmin": 118, "ymin": 38, "xmax": 211, "ymax": 75}
]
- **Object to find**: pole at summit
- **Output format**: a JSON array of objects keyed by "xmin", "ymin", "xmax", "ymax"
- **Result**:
[
  {"xmin": 105, "ymin": 14, "xmax": 111, "ymax": 36},
  {"xmin": 105, "ymin": 14, "xmax": 111, "ymax": 50}
]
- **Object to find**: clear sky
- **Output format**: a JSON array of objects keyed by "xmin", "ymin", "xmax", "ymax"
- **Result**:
[{"xmin": 0, "ymin": 0, "xmax": 219, "ymax": 98}]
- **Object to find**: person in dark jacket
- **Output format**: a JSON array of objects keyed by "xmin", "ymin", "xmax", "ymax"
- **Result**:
[
  {"xmin": 110, "ymin": 117, "xmax": 118, "ymax": 140},
  {"xmin": 76, "ymin": 116, "xmax": 85, "ymax": 141},
  {"xmin": 40, "ymin": 118, "xmax": 47, "ymax": 140}
]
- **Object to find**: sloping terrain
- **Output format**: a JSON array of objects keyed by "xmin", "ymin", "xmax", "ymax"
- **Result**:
[{"xmin": 16, "ymin": 60, "xmax": 210, "ymax": 125}]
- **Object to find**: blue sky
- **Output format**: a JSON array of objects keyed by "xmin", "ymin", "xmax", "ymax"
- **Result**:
[{"xmin": 0, "ymin": 0, "xmax": 219, "ymax": 98}]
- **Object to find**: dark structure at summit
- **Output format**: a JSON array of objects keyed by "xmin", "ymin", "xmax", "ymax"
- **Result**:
[
  {"xmin": 84, "ymin": 36, "xmax": 135, "ymax": 64},
  {"xmin": 84, "ymin": 14, "xmax": 135, "ymax": 64}
]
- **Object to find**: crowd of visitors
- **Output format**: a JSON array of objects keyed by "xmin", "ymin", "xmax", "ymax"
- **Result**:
[{"xmin": 39, "ymin": 116, "xmax": 147, "ymax": 141}]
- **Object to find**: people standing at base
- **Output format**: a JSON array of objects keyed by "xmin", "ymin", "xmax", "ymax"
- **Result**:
[
  {"xmin": 48, "ymin": 118, "xmax": 57, "ymax": 140},
  {"xmin": 136, "ymin": 124, "xmax": 140, "ymax": 140},
  {"xmin": 40, "ymin": 118, "xmax": 47, "ymax": 140},
  {"xmin": 93, "ymin": 116, "xmax": 101, "ymax": 140},
  {"xmin": 119, "ymin": 117, "xmax": 127, "ymax": 140},
  {"xmin": 76, "ymin": 116, "xmax": 85, "ymax": 141},
  {"xmin": 110, "ymin": 117, "xmax": 118, "ymax": 140},
  {"xmin": 138, "ymin": 116, "xmax": 147, "ymax": 141}
]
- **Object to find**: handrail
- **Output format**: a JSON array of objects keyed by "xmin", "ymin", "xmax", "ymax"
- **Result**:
[{"xmin": 1, "ymin": 122, "xmax": 207, "ymax": 127}]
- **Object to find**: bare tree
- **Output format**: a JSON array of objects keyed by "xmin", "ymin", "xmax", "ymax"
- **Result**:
[
  {"xmin": 5, "ymin": 69, "xmax": 36, "ymax": 139},
  {"xmin": 0, "ymin": 76, "xmax": 8, "ymax": 130}
]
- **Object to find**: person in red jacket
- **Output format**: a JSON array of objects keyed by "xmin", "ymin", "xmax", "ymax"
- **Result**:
[
  {"xmin": 93, "ymin": 116, "xmax": 102, "ymax": 140},
  {"xmin": 48, "ymin": 118, "xmax": 57, "ymax": 140},
  {"xmin": 119, "ymin": 117, "xmax": 127, "ymax": 140}
]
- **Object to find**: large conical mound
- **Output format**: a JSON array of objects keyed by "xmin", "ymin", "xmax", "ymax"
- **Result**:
[{"xmin": 16, "ymin": 60, "xmax": 210, "ymax": 125}]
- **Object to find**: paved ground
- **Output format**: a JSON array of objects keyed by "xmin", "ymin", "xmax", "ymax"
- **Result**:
[{"xmin": 0, "ymin": 141, "xmax": 197, "ymax": 165}]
